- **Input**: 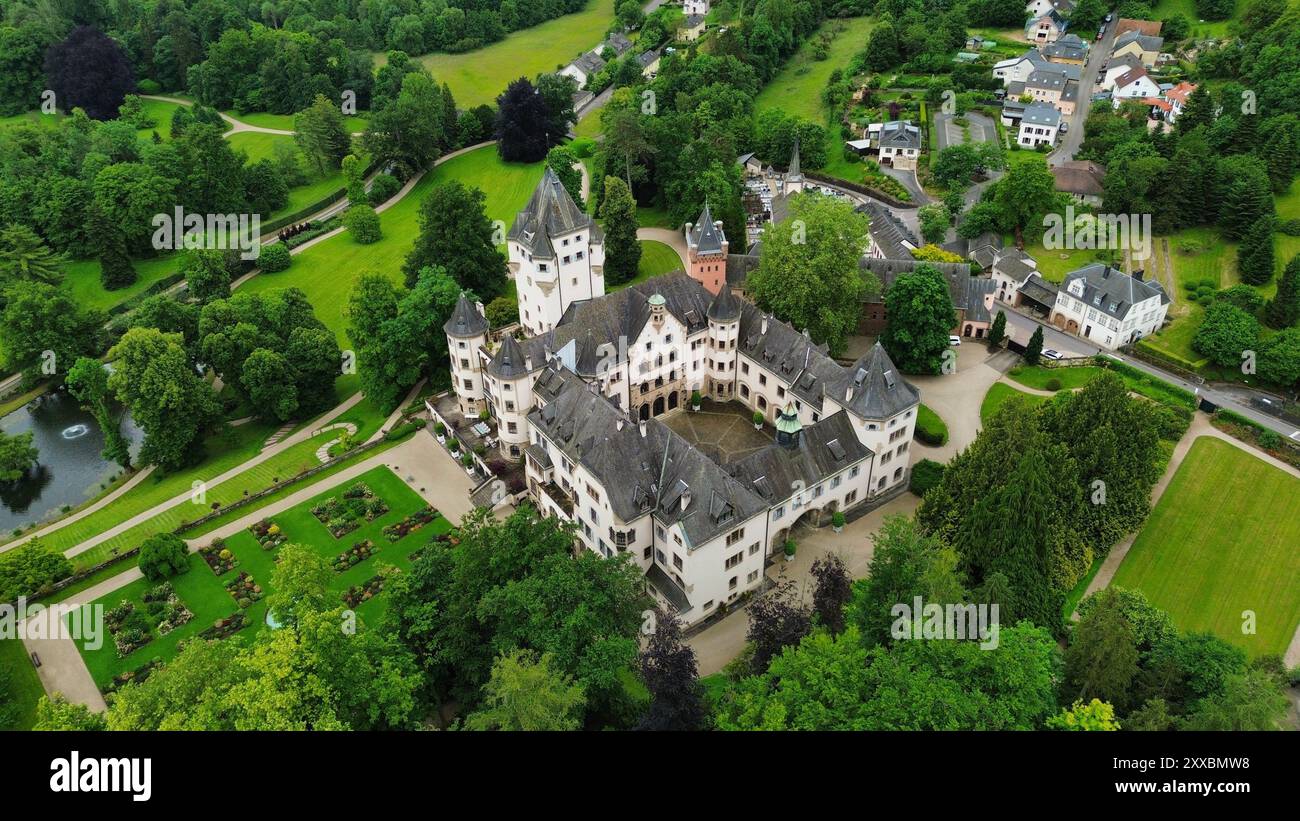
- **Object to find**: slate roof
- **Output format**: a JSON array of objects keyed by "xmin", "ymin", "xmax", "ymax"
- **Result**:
[
  {"xmin": 637, "ymin": 49, "xmax": 661, "ymax": 68},
  {"xmin": 603, "ymin": 32, "xmax": 633, "ymax": 55},
  {"xmin": 508, "ymin": 167, "xmax": 599, "ymax": 260},
  {"xmin": 786, "ymin": 137, "xmax": 803, "ymax": 180},
  {"xmin": 965, "ymin": 277, "xmax": 997, "ymax": 324},
  {"xmin": 727, "ymin": 412, "xmax": 872, "ymax": 505},
  {"xmin": 444, "ymin": 292, "xmax": 488, "ymax": 337},
  {"xmin": 1019, "ymin": 274, "xmax": 1060, "ymax": 307},
  {"xmin": 1114, "ymin": 30, "xmax": 1164, "ymax": 53},
  {"xmin": 835, "ymin": 342, "xmax": 921, "ymax": 420},
  {"xmin": 860, "ymin": 258, "xmax": 975, "ymax": 314},
  {"xmin": 684, "ymin": 13, "xmax": 706, "ymax": 27},
  {"xmin": 1027, "ymin": 67, "xmax": 1072, "ymax": 92},
  {"xmin": 1026, "ymin": 9, "xmax": 1068, "ymax": 33},
  {"xmin": 1113, "ymin": 66, "xmax": 1152, "ymax": 91},
  {"xmin": 993, "ymin": 251, "xmax": 1038, "ymax": 285},
  {"xmin": 878, "ymin": 120, "xmax": 921, "ymax": 151},
  {"xmin": 860, "ymin": 202, "xmax": 919, "ymax": 260},
  {"xmin": 486, "ymin": 333, "xmax": 531, "ymax": 379},
  {"xmin": 527, "ymin": 375, "xmax": 769, "ymax": 547},
  {"xmin": 726, "ymin": 253, "xmax": 760, "ymax": 287},
  {"xmin": 1061, "ymin": 263, "xmax": 1170, "ymax": 320},
  {"xmin": 688, "ymin": 203, "xmax": 727, "ymax": 255},
  {"xmin": 573, "ymin": 52, "xmax": 606, "ymax": 76},
  {"xmin": 994, "ymin": 49, "xmax": 1052, "ymax": 72},
  {"xmin": 1021, "ymin": 101, "xmax": 1061, "ymax": 127},
  {"xmin": 707, "ymin": 285, "xmax": 741, "ymax": 322}
]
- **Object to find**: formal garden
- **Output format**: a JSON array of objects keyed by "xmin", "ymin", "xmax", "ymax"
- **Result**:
[
  {"xmin": 72, "ymin": 466, "xmax": 452, "ymax": 690},
  {"xmin": 1112, "ymin": 437, "xmax": 1300, "ymax": 657}
]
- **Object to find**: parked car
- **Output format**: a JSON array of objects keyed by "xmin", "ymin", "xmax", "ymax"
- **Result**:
[
  {"xmin": 1041, "ymin": 349, "xmax": 1063, "ymax": 360},
  {"xmin": 1104, "ymin": 13, "xmax": 1113, "ymax": 22},
  {"xmin": 949, "ymin": 335, "xmax": 962, "ymax": 346},
  {"xmin": 1060, "ymin": 120, "xmax": 1069, "ymax": 133},
  {"xmin": 1096, "ymin": 28, "xmax": 1104, "ymax": 41}
]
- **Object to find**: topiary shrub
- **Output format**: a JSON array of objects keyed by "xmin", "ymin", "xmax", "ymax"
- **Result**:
[
  {"xmin": 1044, "ymin": 377, "xmax": 1062, "ymax": 392},
  {"xmin": 343, "ymin": 204, "xmax": 382, "ymax": 244},
  {"xmin": 258, "ymin": 241, "xmax": 291, "ymax": 272},
  {"xmin": 138, "ymin": 533, "xmax": 190, "ymax": 582},
  {"xmin": 909, "ymin": 459, "xmax": 945, "ymax": 497},
  {"xmin": 368, "ymin": 173, "xmax": 402, "ymax": 206}
]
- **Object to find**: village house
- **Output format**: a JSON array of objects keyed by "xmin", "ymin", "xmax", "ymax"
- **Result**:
[
  {"xmin": 684, "ymin": 0, "xmax": 711, "ymax": 15},
  {"xmin": 679, "ymin": 14, "xmax": 706, "ymax": 41},
  {"xmin": 1164, "ymin": 81, "xmax": 1197, "ymax": 122},
  {"xmin": 994, "ymin": 49, "xmax": 1077, "ymax": 86},
  {"xmin": 1111, "ymin": 30, "xmax": 1164, "ymax": 68},
  {"xmin": 598, "ymin": 32, "xmax": 634, "ymax": 58},
  {"xmin": 1051, "ymin": 160, "xmax": 1106, "ymax": 206},
  {"xmin": 1097, "ymin": 52, "xmax": 1143, "ymax": 91},
  {"xmin": 1044, "ymin": 33, "xmax": 1088, "ymax": 65},
  {"xmin": 1111, "ymin": 66, "xmax": 1162, "ymax": 107},
  {"xmin": 1025, "ymin": 0, "xmax": 1074, "ymax": 18},
  {"xmin": 1026, "ymin": 9, "xmax": 1068, "ymax": 44},
  {"xmin": 1023, "ymin": 65, "xmax": 1080, "ymax": 116},
  {"xmin": 1045, "ymin": 264, "xmax": 1171, "ymax": 348},
  {"xmin": 637, "ymin": 48, "xmax": 661, "ymax": 79},
  {"xmin": 560, "ymin": 51, "xmax": 605, "ymax": 86},
  {"xmin": 1017, "ymin": 102, "xmax": 1061, "ymax": 147},
  {"xmin": 874, "ymin": 120, "xmax": 922, "ymax": 169}
]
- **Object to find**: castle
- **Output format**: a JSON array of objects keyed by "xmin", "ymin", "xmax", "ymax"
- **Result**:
[{"xmin": 441, "ymin": 171, "xmax": 920, "ymax": 624}]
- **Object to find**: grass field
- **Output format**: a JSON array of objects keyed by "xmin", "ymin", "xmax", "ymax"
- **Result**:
[
  {"xmin": 979, "ymin": 382, "xmax": 1047, "ymax": 424},
  {"xmin": 240, "ymin": 145, "xmax": 544, "ymax": 347},
  {"xmin": 1112, "ymin": 437, "xmax": 1300, "ymax": 657},
  {"xmin": 73, "ymin": 465, "xmax": 451, "ymax": 687},
  {"xmin": 754, "ymin": 17, "xmax": 876, "ymax": 122},
  {"xmin": 1007, "ymin": 364, "xmax": 1100, "ymax": 391},
  {"xmin": 222, "ymin": 109, "xmax": 369, "ymax": 134},
  {"xmin": 397, "ymin": 0, "xmax": 619, "ymax": 108},
  {"xmin": 0, "ymin": 634, "xmax": 44, "ymax": 730},
  {"xmin": 1151, "ymin": 0, "xmax": 1238, "ymax": 38},
  {"xmin": 610, "ymin": 240, "xmax": 686, "ymax": 291},
  {"xmin": 225, "ymin": 132, "xmax": 347, "ymax": 219}
]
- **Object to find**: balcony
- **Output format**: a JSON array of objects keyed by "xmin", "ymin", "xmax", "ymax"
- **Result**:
[{"xmin": 541, "ymin": 482, "xmax": 574, "ymax": 518}]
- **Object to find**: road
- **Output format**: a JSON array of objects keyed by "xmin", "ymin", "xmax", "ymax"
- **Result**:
[
  {"xmin": 998, "ymin": 306, "xmax": 1300, "ymax": 439},
  {"xmin": 1050, "ymin": 18, "xmax": 1116, "ymax": 164}
]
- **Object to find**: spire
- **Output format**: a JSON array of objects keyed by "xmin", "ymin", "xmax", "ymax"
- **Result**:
[
  {"xmin": 788, "ymin": 137, "xmax": 802, "ymax": 180},
  {"xmin": 487, "ymin": 333, "xmax": 529, "ymax": 379},
  {"xmin": 688, "ymin": 200, "xmax": 726, "ymax": 255},
  {"xmin": 707, "ymin": 284, "xmax": 740, "ymax": 322}
]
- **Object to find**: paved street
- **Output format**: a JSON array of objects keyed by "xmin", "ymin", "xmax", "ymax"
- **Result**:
[{"xmin": 1051, "ymin": 18, "xmax": 1116, "ymax": 165}]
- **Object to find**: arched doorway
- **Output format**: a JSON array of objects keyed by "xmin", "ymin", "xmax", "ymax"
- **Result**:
[
  {"xmin": 964, "ymin": 324, "xmax": 973, "ymax": 337},
  {"xmin": 668, "ymin": 392, "xmax": 679, "ymax": 410},
  {"xmin": 653, "ymin": 396, "xmax": 665, "ymax": 416},
  {"xmin": 639, "ymin": 403, "xmax": 650, "ymax": 421}
]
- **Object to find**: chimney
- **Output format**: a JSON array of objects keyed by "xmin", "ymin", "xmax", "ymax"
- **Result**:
[
  {"xmin": 802, "ymin": 327, "xmax": 810, "ymax": 339},
  {"xmin": 475, "ymin": 301, "xmax": 485, "ymax": 317},
  {"xmin": 845, "ymin": 384, "xmax": 853, "ymax": 403},
  {"xmin": 587, "ymin": 379, "xmax": 598, "ymax": 394},
  {"xmin": 616, "ymin": 417, "xmax": 625, "ymax": 431},
  {"xmin": 639, "ymin": 419, "xmax": 647, "ymax": 438},
  {"xmin": 760, "ymin": 315, "xmax": 768, "ymax": 335},
  {"xmin": 680, "ymin": 487, "xmax": 692, "ymax": 511},
  {"xmin": 524, "ymin": 356, "xmax": 533, "ymax": 371},
  {"xmin": 1133, "ymin": 268, "xmax": 1144, "ymax": 281}
]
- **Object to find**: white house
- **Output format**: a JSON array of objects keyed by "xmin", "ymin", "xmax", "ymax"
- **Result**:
[
  {"xmin": 560, "ymin": 52, "xmax": 605, "ymax": 86},
  {"xmin": 876, "ymin": 120, "xmax": 922, "ymax": 169},
  {"xmin": 993, "ymin": 49, "xmax": 1054, "ymax": 85},
  {"xmin": 1017, "ymin": 102, "xmax": 1061, "ymax": 147},
  {"xmin": 1111, "ymin": 66, "xmax": 1161, "ymax": 107},
  {"xmin": 1025, "ymin": 0, "xmax": 1074, "ymax": 18},
  {"xmin": 1047, "ymin": 263, "xmax": 1170, "ymax": 349},
  {"xmin": 1026, "ymin": 10, "xmax": 1068, "ymax": 44},
  {"xmin": 509, "ymin": 168, "xmax": 605, "ymax": 338},
  {"xmin": 1164, "ymin": 81, "xmax": 1197, "ymax": 122},
  {"xmin": 684, "ymin": 0, "xmax": 711, "ymax": 15}
]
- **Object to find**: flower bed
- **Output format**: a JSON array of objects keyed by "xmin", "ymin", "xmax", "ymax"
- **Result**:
[
  {"xmin": 311, "ymin": 482, "xmax": 390, "ymax": 538},
  {"xmin": 104, "ymin": 658, "xmax": 163, "ymax": 697},
  {"xmin": 333, "ymin": 539, "xmax": 377, "ymax": 572},
  {"xmin": 105, "ymin": 583, "xmax": 194, "ymax": 657},
  {"xmin": 199, "ymin": 540, "xmax": 239, "ymax": 575},
  {"xmin": 224, "ymin": 572, "xmax": 263, "ymax": 609},
  {"xmin": 248, "ymin": 519, "xmax": 287, "ymax": 551},
  {"xmin": 342, "ymin": 575, "xmax": 385, "ymax": 608},
  {"xmin": 382, "ymin": 506, "xmax": 440, "ymax": 542},
  {"xmin": 197, "ymin": 612, "xmax": 248, "ymax": 641}
]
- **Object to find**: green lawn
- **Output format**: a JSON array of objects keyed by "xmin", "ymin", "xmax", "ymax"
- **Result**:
[
  {"xmin": 915, "ymin": 403, "xmax": 948, "ymax": 445},
  {"xmin": 0, "ymin": 634, "xmax": 44, "ymax": 730},
  {"xmin": 240, "ymin": 145, "xmax": 544, "ymax": 347},
  {"xmin": 979, "ymin": 382, "xmax": 1047, "ymax": 425},
  {"xmin": 1007, "ymin": 364, "xmax": 1101, "ymax": 391},
  {"xmin": 754, "ymin": 17, "xmax": 877, "ymax": 122},
  {"xmin": 74, "ymin": 465, "xmax": 451, "ymax": 688},
  {"xmin": 225, "ymin": 132, "xmax": 347, "ymax": 219},
  {"xmin": 63, "ymin": 254, "xmax": 180, "ymax": 314},
  {"xmin": 134, "ymin": 97, "xmax": 185, "ymax": 142},
  {"xmin": 400, "ymin": 0, "xmax": 619, "ymax": 108},
  {"xmin": 1151, "ymin": 0, "xmax": 1238, "ymax": 38},
  {"xmin": 611, "ymin": 240, "xmax": 685, "ymax": 291},
  {"xmin": 1112, "ymin": 437, "xmax": 1300, "ymax": 657},
  {"xmin": 223, "ymin": 109, "xmax": 369, "ymax": 134},
  {"xmin": 225, "ymin": 131, "xmax": 292, "ymax": 163}
]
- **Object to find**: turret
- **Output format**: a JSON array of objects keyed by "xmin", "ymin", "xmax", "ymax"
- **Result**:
[
  {"xmin": 685, "ymin": 202, "xmax": 729, "ymax": 295},
  {"xmin": 444, "ymin": 293, "xmax": 489, "ymax": 416}
]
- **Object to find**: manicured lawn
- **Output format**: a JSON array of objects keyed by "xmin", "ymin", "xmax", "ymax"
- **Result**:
[
  {"xmin": 979, "ymin": 382, "xmax": 1047, "ymax": 425},
  {"xmin": 1112, "ymin": 437, "xmax": 1300, "ymax": 657},
  {"xmin": 0, "ymin": 634, "xmax": 44, "ymax": 730},
  {"xmin": 402, "ymin": 0, "xmax": 618, "ymax": 108},
  {"xmin": 611, "ymin": 240, "xmax": 685, "ymax": 291},
  {"xmin": 1151, "ymin": 0, "xmax": 1238, "ymax": 37},
  {"xmin": 1007, "ymin": 364, "xmax": 1101, "ymax": 391},
  {"xmin": 225, "ymin": 131, "xmax": 291, "ymax": 163},
  {"xmin": 65, "ymin": 395, "xmax": 390, "ymax": 570},
  {"xmin": 223, "ymin": 109, "xmax": 369, "ymax": 134},
  {"xmin": 74, "ymin": 465, "xmax": 450, "ymax": 688},
  {"xmin": 225, "ymin": 132, "xmax": 347, "ymax": 219},
  {"xmin": 240, "ymin": 145, "xmax": 544, "ymax": 347},
  {"xmin": 754, "ymin": 17, "xmax": 877, "ymax": 122},
  {"xmin": 134, "ymin": 97, "xmax": 185, "ymax": 142},
  {"xmin": 63, "ymin": 254, "xmax": 180, "ymax": 314}
]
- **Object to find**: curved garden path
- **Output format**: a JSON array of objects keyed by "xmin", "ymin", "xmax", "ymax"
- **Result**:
[{"xmin": 635, "ymin": 226, "xmax": 688, "ymax": 269}]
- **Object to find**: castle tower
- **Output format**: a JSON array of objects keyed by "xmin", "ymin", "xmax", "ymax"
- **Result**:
[
  {"xmin": 508, "ymin": 167, "xmax": 605, "ymax": 337},
  {"xmin": 444, "ymin": 292, "xmax": 489, "ymax": 416},
  {"xmin": 684, "ymin": 202, "xmax": 729, "ymax": 295},
  {"xmin": 705, "ymin": 285, "xmax": 741, "ymax": 400},
  {"xmin": 485, "ymin": 333, "xmax": 536, "ymax": 458}
]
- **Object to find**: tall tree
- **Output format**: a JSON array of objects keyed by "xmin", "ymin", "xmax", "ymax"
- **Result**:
[
  {"xmin": 880, "ymin": 264, "xmax": 958, "ymax": 374},
  {"xmin": 1024, "ymin": 325, "xmax": 1044, "ymax": 365},
  {"xmin": 637, "ymin": 611, "xmax": 707, "ymax": 731},
  {"xmin": 1064, "ymin": 588, "xmax": 1141, "ymax": 711},
  {"xmin": 1236, "ymin": 216, "xmax": 1275, "ymax": 286},
  {"xmin": 599, "ymin": 176, "xmax": 640, "ymax": 286},
  {"xmin": 1264, "ymin": 254, "xmax": 1300, "ymax": 329},
  {"xmin": 294, "ymin": 94, "xmax": 351, "ymax": 176},
  {"xmin": 810, "ymin": 554, "xmax": 853, "ymax": 635},
  {"xmin": 0, "ymin": 224, "xmax": 65, "ymax": 289},
  {"xmin": 0, "ymin": 281, "xmax": 104, "ymax": 381},
  {"xmin": 44, "ymin": 26, "xmax": 135, "ymax": 120},
  {"xmin": 746, "ymin": 579, "xmax": 812, "ymax": 674},
  {"xmin": 0, "ymin": 431, "xmax": 38, "ymax": 482},
  {"xmin": 363, "ymin": 73, "xmax": 446, "ymax": 178},
  {"xmin": 464, "ymin": 650, "xmax": 587, "ymax": 731},
  {"xmin": 994, "ymin": 160, "xmax": 1060, "ymax": 245},
  {"xmin": 746, "ymin": 194, "xmax": 875, "ymax": 356},
  {"xmin": 65, "ymin": 357, "xmax": 132, "ymax": 469},
  {"xmin": 495, "ymin": 77, "xmax": 551, "ymax": 162},
  {"xmin": 545, "ymin": 145, "xmax": 586, "ymax": 210},
  {"xmin": 403, "ymin": 180, "xmax": 507, "ymax": 297},
  {"xmin": 987, "ymin": 310, "xmax": 1007, "ymax": 346}
]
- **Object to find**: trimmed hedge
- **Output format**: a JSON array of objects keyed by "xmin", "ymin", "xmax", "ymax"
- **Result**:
[
  {"xmin": 909, "ymin": 459, "xmax": 945, "ymax": 497},
  {"xmin": 914, "ymin": 404, "xmax": 949, "ymax": 446}
]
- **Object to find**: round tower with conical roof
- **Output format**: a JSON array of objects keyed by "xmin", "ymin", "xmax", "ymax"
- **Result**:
[
  {"xmin": 705, "ymin": 284, "xmax": 741, "ymax": 400},
  {"xmin": 444, "ymin": 292, "xmax": 489, "ymax": 416}
]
